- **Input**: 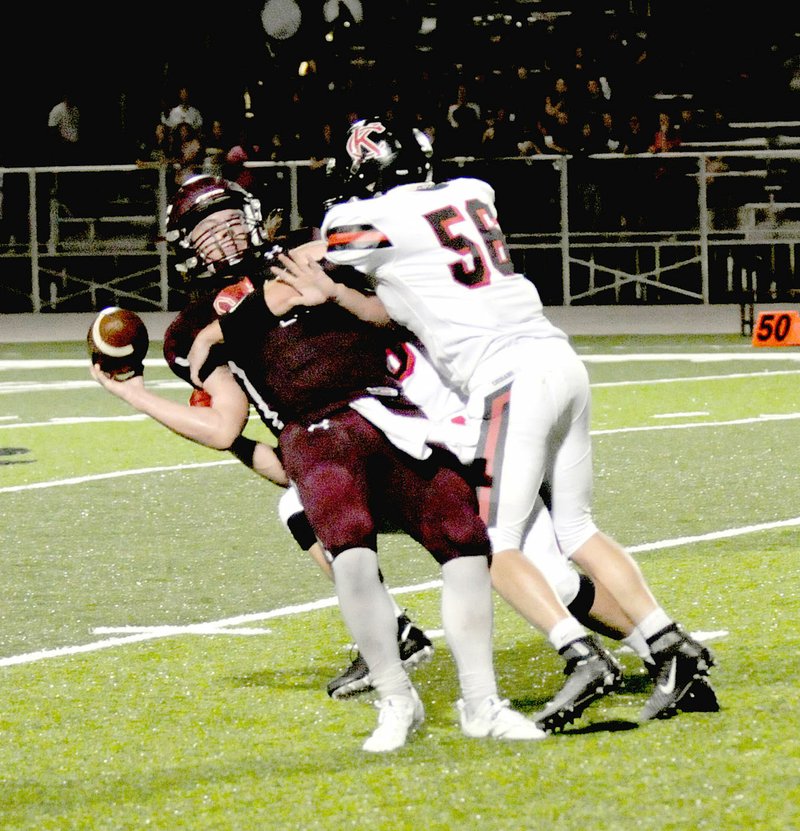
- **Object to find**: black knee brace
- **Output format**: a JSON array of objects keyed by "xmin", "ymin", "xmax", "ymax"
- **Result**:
[{"xmin": 566, "ymin": 573, "xmax": 596, "ymax": 627}]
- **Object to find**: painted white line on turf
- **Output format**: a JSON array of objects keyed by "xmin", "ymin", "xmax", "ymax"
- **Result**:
[
  {"xmin": 0, "ymin": 511, "xmax": 794, "ymax": 669},
  {"xmin": 593, "ymin": 412, "xmax": 800, "ymax": 436},
  {"xmin": 654, "ymin": 412, "xmax": 709, "ymax": 418},
  {"xmin": 592, "ymin": 368, "xmax": 800, "ymax": 387},
  {"xmin": 0, "ymin": 414, "xmax": 151, "ymax": 429},
  {"xmin": 0, "ymin": 378, "xmax": 185, "ymax": 395},
  {"xmin": 93, "ymin": 625, "xmax": 274, "ymax": 635},
  {"xmin": 3, "ymin": 409, "xmax": 799, "ymax": 494},
  {"xmin": 0, "ymin": 359, "xmax": 169, "ymax": 370},
  {"xmin": 579, "ymin": 353, "xmax": 800, "ymax": 362},
  {"xmin": 625, "ymin": 518, "xmax": 800, "ymax": 552},
  {"xmin": 0, "ymin": 582, "xmax": 443, "ymax": 668},
  {"xmin": 0, "ymin": 460, "xmax": 238, "ymax": 493}
]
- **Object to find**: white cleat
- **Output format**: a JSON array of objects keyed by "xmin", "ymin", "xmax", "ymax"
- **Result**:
[
  {"xmin": 458, "ymin": 695, "xmax": 547, "ymax": 741},
  {"xmin": 362, "ymin": 689, "xmax": 425, "ymax": 753}
]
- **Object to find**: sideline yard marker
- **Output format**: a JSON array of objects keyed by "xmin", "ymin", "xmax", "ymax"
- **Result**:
[{"xmin": 752, "ymin": 310, "xmax": 800, "ymax": 346}]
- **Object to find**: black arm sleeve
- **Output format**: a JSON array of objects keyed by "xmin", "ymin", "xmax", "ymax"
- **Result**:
[
  {"xmin": 228, "ymin": 435, "xmax": 257, "ymax": 468},
  {"xmin": 219, "ymin": 292, "xmax": 280, "ymax": 347},
  {"xmin": 287, "ymin": 511, "xmax": 318, "ymax": 552}
]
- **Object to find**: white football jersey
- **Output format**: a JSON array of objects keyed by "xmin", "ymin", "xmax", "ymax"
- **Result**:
[{"xmin": 323, "ymin": 177, "xmax": 567, "ymax": 394}]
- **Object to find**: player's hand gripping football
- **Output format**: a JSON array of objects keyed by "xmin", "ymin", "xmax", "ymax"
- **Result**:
[{"xmin": 89, "ymin": 361, "xmax": 146, "ymax": 403}]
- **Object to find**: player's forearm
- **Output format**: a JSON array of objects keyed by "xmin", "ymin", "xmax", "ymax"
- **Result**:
[
  {"xmin": 331, "ymin": 283, "xmax": 391, "ymax": 325},
  {"xmin": 125, "ymin": 387, "xmax": 245, "ymax": 450},
  {"xmin": 251, "ymin": 441, "xmax": 290, "ymax": 486}
]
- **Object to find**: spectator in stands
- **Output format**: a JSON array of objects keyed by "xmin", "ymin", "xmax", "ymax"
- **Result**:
[
  {"xmin": 618, "ymin": 111, "xmax": 653, "ymax": 230},
  {"xmin": 223, "ymin": 121, "xmax": 263, "ymax": 195},
  {"xmin": 137, "ymin": 121, "xmax": 174, "ymax": 167},
  {"xmin": 264, "ymin": 131, "xmax": 286, "ymax": 163},
  {"xmin": 580, "ymin": 77, "xmax": 609, "ymax": 126},
  {"xmin": 156, "ymin": 96, "xmax": 173, "ymax": 129},
  {"xmin": 594, "ymin": 110, "xmax": 621, "ymax": 153},
  {"xmin": 481, "ymin": 106, "xmax": 522, "ymax": 159},
  {"xmin": 442, "ymin": 82, "xmax": 483, "ymax": 157},
  {"xmin": 564, "ymin": 43, "xmax": 594, "ymax": 92},
  {"xmin": 570, "ymin": 118, "xmax": 609, "ymax": 230},
  {"xmin": 542, "ymin": 76, "xmax": 570, "ymax": 129},
  {"xmin": 621, "ymin": 111, "xmax": 651, "ymax": 155},
  {"xmin": 592, "ymin": 110, "xmax": 625, "ymax": 226},
  {"xmin": 705, "ymin": 106, "xmax": 732, "ymax": 141},
  {"xmin": 675, "ymin": 106, "xmax": 703, "ymax": 144},
  {"xmin": 165, "ymin": 86, "xmax": 204, "ymax": 133},
  {"xmin": 173, "ymin": 122, "xmax": 205, "ymax": 187},
  {"xmin": 504, "ymin": 64, "xmax": 539, "ymax": 130},
  {"xmin": 648, "ymin": 110, "xmax": 685, "ymax": 229},
  {"xmin": 648, "ymin": 110, "xmax": 682, "ymax": 154},
  {"xmin": 540, "ymin": 108, "xmax": 575, "ymax": 155},
  {"xmin": 47, "ymin": 91, "xmax": 81, "ymax": 164},
  {"xmin": 202, "ymin": 118, "xmax": 229, "ymax": 177}
]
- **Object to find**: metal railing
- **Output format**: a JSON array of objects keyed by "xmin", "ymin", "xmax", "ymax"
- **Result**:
[{"xmin": 2, "ymin": 149, "xmax": 799, "ymax": 313}]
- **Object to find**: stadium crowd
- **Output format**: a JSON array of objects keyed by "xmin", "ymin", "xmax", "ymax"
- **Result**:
[{"xmin": 25, "ymin": 4, "xmax": 800, "ymax": 176}]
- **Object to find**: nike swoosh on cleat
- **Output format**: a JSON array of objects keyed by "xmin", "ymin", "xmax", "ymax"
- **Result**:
[{"xmin": 658, "ymin": 657, "xmax": 678, "ymax": 695}]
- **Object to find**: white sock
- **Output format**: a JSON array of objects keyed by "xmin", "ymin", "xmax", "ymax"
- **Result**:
[
  {"xmin": 636, "ymin": 608, "xmax": 673, "ymax": 642},
  {"xmin": 622, "ymin": 630, "xmax": 653, "ymax": 663},
  {"xmin": 548, "ymin": 616, "xmax": 588, "ymax": 652},
  {"xmin": 332, "ymin": 547, "xmax": 410, "ymax": 698},
  {"xmin": 441, "ymin": 556, "xmax": 498, "ymax": 713}
]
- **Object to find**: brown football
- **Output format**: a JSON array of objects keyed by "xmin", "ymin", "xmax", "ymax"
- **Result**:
[{"xmin": 87, "ymin": 307, "xmax": 149, "ymax": 380}]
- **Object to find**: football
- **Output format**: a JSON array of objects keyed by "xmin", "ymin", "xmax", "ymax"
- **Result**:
[{"xmin": 87, "ymin": 307, "xmax": 149, "ymax": 380}]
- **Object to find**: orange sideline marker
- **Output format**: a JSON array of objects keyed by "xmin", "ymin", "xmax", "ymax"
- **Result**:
[{"xmin": 752, "ymin": 310, "xmax": 800, "ymax": 346}]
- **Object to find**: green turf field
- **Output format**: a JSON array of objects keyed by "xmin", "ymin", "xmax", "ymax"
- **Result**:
[{"xmin": 1, "ymin": 333, "xmax": 799, "ymax": 830}]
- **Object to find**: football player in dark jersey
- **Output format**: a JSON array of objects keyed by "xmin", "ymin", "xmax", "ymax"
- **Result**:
[
  {"xmin": 92, "ymin": 175, "xmax": 548, "ymax": 752},
  {"xmin": 95, "ymin": 175, "xmax": 434, "ymax": 703},
  {"xmin": 187, "ymin": 386, "xmax": 434, "ymax": 702}
]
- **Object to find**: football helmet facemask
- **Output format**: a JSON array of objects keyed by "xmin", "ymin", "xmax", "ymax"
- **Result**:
[
  {"xmin": 326, "ymin": 118, "xmax": 434, "ymax": 206},
  {"xmin": 165, "ymin": 175, "xmax": 275, "ymax": 280}
]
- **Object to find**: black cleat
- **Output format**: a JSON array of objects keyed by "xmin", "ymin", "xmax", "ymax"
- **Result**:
[
  {"xmin": 397, "ymin": 612, "xmax": 434, "ymax": 669},
  {"xmin": 326, "ymin": 613, "xmax": 434, "ymax": 700},
  {"xmin": 678, "ymin": 677, "xmax": 720, "ymax": 713},
  {"xmin": 640, "ymin": 624, "xmax": 716, "ymax": 721},
  {"xmin": 644, "ymin": 648, "xmax": 720, "ymax": 715},
  {"xmin": 327, "ymin": 651, "xmax": 371, "ymax": 700},
  {"xmin": 532, "ymin": 635, "xmax": 623, "ymax": 732}
]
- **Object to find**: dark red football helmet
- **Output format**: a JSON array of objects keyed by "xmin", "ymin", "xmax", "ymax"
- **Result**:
[{"xmin": 165, "ymin": 175, "xmax": 272, "ymax": 280}]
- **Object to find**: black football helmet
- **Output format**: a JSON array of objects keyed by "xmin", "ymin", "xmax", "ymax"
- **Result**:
[
  {"xmin": 165, "ymin": 175, "xmax": 274, "ymax": 280},
  {"xmin": 326, "ymin": 117, "xmax": 434, "ymax": 205}
]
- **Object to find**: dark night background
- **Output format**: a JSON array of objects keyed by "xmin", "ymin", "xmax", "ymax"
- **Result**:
[{"xmin": 3, "ymin": 2, "xmax": 800, "ymax": 165}]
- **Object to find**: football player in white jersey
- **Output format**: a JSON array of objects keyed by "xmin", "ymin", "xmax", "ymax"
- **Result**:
[
  {"xmin": 277, "ymin": 334, "xmax": 716, "ymax": 714},
  {"xmin": 273, "ymin": 116, "xmax": 718, "ymax": 725}
]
